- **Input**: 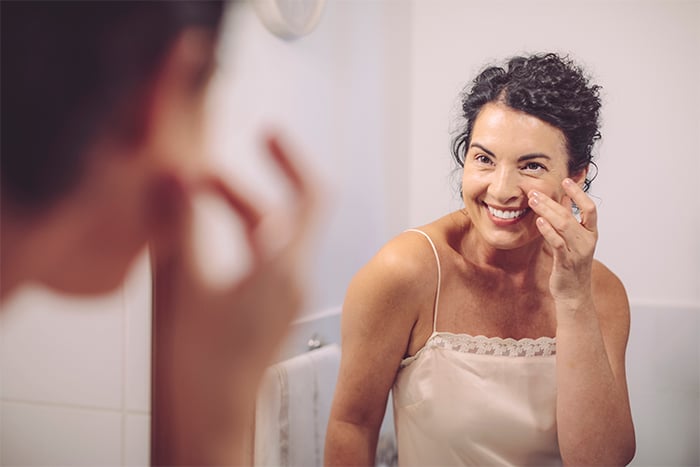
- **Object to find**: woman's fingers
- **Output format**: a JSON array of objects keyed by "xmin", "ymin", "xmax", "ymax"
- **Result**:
[
  {"xmin": 528, "ymin": 180, "xmax": 599, "ymax": 260},
  {"xmin": 535, "ymin": 216, "xmax": 569, "ymax": 253},
  {"xmin": 200, "ymin": 173, "xmax": 268, "ymax": 262},
  {"xmin": 528, "ymin": 180, "xmax": 597, "ymax": 236},
  {"xmin": 203, "ymin": 175, "xmax": 264, "ymax": 228},
  {"xmin": 264, "ymin": 134, "xmax": 321, "ymax": 233},
  {"xmin": 562, "ymin": 178, "xmax": 597, "ymax": 231},
  {"xmin": 254, "ymin": 134, "xmax": 322, "ymax": 262},
  {"xmin": 528, "ymin": 190, "xmax": 573, "ymax": 235},
  {"xmin": 188, "ymin": 132, "xmax": 321, "ymax": 273}
]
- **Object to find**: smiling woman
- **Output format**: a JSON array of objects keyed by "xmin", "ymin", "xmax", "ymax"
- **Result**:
[{"xmin": 325, "ymin": 53, "xmax": 635, "ymax": 466}]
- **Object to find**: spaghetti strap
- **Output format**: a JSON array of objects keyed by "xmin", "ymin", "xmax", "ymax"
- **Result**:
[{"xmin": 404, "ymin": 229, "xmax": 442, "ymax": 333}]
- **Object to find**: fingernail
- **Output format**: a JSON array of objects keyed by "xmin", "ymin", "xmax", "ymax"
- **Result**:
[
  {"xmin": 563, "ymin": 178, "xmax": 573, "ymax": 186},
  {"xmin": 537, "ymin": 217, "xmax": 545, "ymax": 227}
]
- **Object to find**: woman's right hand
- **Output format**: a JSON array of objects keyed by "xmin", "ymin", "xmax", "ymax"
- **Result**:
[{"xmin": 151, "ymin": 134, "xmax": 321, "ymax": 465}]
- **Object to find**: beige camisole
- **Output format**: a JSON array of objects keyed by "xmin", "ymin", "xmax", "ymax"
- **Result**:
[{"xmin": 392, "ymin": 229, "xmax": 562, "ymax": 466}]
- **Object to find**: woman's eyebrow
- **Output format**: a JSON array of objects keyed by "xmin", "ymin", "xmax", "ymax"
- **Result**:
[
  {"xmin": 518, "ymin": 153, "xmax": 552, "ymax": 162},
  {"xmin": 471, "ymin": 143, "xmax": 551, "ymax": 162},
  {"xmin": 470, "ymin": 142, "xmax": 495, "ymax": 157}
]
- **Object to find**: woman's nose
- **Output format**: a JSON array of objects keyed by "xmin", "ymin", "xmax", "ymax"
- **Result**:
[{"xmin": 487, "ymin": 167, "xmax": 522, "ymax": 203}]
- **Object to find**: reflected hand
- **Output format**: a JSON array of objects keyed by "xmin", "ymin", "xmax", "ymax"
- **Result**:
[{"xmin": 528, "ymin": 178, "xmax": 598, "ymax": 308}]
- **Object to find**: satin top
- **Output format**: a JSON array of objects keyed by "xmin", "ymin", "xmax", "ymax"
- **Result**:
[{"xmin": 391, "ymin": 229, "xmax": 562, "ymax": 466}]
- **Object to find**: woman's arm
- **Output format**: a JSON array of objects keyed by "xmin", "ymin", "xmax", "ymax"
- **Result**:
[
  {"xmin": 325, "ymin": 234, "xmax": 432, "ymax": 466},
  {"xmin": 555, "ymin": 261, "xmax": 635, "ymax": 465},
  {"xmin": 529, "ymin": 179, "xmax": 635, "ymax": 466}
]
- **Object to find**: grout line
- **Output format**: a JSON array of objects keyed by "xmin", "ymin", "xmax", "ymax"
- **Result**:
[
  {"xmin": 0, "ymin": 398, "xmax": 150, "ymax": 416},
  {"xmin": 121, "ymin": 283, "xmax": 128, "ymax": 466}
]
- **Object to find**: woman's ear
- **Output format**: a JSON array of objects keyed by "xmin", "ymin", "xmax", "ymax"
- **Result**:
[{"xmin": 570, "ymin": 167, "xmax": 588, "ymax": 189}]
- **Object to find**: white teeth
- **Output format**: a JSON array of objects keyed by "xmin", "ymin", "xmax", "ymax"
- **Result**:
[{"xmin": 487, "ymin": 205, "xmax": 527, "ymax": 220}]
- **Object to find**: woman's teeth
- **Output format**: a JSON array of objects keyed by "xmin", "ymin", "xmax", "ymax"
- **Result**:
[{"xmin": 487, "ymin": 205, "xmax": 527, "ymax": 220}]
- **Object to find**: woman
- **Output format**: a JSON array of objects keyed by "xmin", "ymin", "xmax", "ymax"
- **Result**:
[
  {"xmin": 325, "ymin": 54, "xmax": 635, "ymax": 466},
  {"xmin": 1, "ymin": 2, "xmax": 318, "ymax": 464}
]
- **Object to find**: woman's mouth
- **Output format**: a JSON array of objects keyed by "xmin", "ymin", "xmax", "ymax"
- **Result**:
[{"xmin": 485, "ymin": 203, "xmax": 529, "ymax": 221}]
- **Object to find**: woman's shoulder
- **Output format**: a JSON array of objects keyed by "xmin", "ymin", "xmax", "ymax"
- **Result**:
[
  {"xmin": 367, "ymin": 228, "xmax": 442, "ymax": 289},
  {"xmin": 591, "ymin": 259, "xmax": 631, "ymax": 329},
  {"xmin": 591, "ymin": 260, "xmax": 628, "ymax": 301},
  {"xmin": 345, "ymin": 217, "xmax": 454, "ymax": 309}
]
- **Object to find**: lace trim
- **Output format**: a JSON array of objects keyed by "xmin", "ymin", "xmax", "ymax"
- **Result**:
[{"xmin": 401, "ymin": 332, "xmax": 556, "ymax": 367}]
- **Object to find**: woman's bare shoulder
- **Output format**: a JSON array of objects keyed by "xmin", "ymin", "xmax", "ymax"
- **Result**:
[
  {"xmin": 343, "ymin": 219, "xmax": 452, "ymax": 321},
  {"xmin": 591, "ymin": 259, "xmax": 631, "ymax": 335},
  {"xmin": 592, "ymin": 260, "xmax": 628, "ymax": 304},
  {"xmin": 357, "ymin": 229, "xmax": 441, "ymax": 294}
]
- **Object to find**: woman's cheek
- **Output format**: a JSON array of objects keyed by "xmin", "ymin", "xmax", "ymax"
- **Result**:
[{"xmin": 526, "ymin": 178, "xmax": 564, "ymax": 203}]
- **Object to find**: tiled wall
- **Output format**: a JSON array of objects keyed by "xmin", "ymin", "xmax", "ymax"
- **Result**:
[{"xmin": 0, "ymin": 253, "xmax": 151, "ymax": 466}]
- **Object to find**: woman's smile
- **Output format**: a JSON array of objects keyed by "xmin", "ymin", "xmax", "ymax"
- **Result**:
[{"xmin": 484, "ymin": 202, "xmax": 530, "ymax": 224}]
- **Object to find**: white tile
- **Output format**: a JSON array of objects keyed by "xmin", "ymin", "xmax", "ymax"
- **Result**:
[
  {"xmin": 0, "ymin": 285, "xmax": 124, "ymax": 409},
  {"xmin": 627, "ymin": 305, "xmax": 700, "ymax": 466},
  {"xmin": 0, "ymin": 401, "xmax": 122, "ymax": 466},
  {"xmin": 124, "ymin": 413, "xmax": 150, "ymax": 466},
  {"xmin": 652, "ymin": 308, "xmax": 698, "ymax": 392},
  {"xmin": 629, "ymin": 389, "xmax": 699, "ymax": 466},
  {"xmin": 123, "ymin": 253, "xmax": 152, "ymax": 412},
  {"xmin": 628, "ymin": 306, "xmax": 700, "ymax": 391}
]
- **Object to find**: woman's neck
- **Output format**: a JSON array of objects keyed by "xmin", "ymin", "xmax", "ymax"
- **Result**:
[{"xmin": 453, "ymin": 216, "xmax": 549, "ymax": 283}]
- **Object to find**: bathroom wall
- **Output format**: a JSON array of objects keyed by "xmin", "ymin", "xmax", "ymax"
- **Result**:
[{"xmin": 408, "ymin": 1, "xmax": 700, "ymax": 465}]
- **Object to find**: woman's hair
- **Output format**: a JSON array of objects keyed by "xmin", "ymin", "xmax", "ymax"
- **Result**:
[
  {"xmin": 451, "ymin": 53, "xmax": 601, "ymax": 191},
  {"xmin": 1, "ymin": 0, "xmax": 225, "ymax": 210}
]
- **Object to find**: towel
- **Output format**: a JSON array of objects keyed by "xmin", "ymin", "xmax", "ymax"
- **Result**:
[{"xmin": 254, "ymin": 344, "xmax": 341, "ymax": 466}]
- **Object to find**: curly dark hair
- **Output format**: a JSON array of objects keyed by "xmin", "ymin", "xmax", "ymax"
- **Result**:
[{"xmin": 451, "ymin": 53, "xmax": 601, "ymax": 191}]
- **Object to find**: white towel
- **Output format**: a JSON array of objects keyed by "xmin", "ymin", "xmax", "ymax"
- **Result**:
[{"xmin": 254, "ymin": 344, "xmax": 341, "ymax": 467}]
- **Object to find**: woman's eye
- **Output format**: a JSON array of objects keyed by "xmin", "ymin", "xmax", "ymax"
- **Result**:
[
  {"xmin": 523, "ymin": 162, "xmax": 546, "ymax": 172},
  {"xmin": 475, "ymin": 154, "xmax": 493, "ymax": 165}
]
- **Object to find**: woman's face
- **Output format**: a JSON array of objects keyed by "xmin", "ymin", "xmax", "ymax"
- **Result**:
[{"xmin": 461, "ymin": 102, "xmax": 581, "ymax": 251}]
